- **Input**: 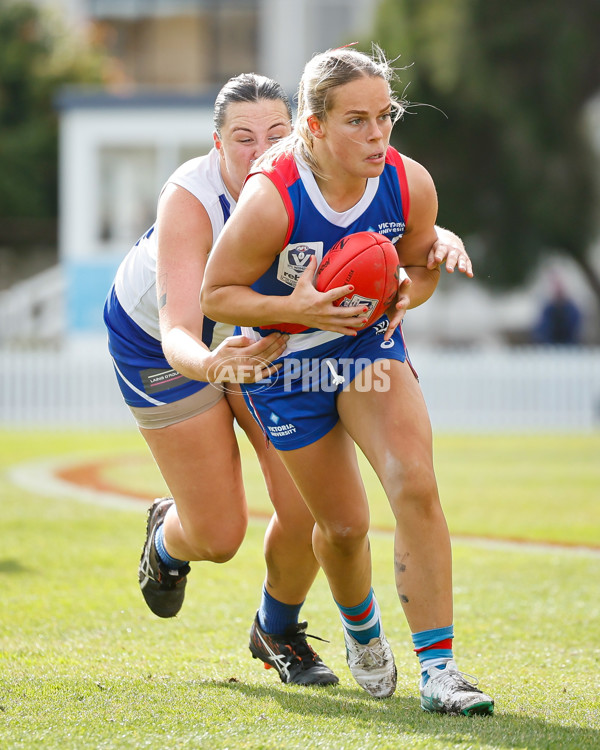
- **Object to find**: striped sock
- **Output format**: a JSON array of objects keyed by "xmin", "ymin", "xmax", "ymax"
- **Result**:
[
  {"xmin": 337, "ymin": 589, "xmax": 382, "ymax": 645},
  {"xmin": 154, "ymin": 524, "xmax": 189, "ymax": 570},
  {"xmin": 412, "ymin": 625, "xmax": 454, "ymax": 683},
  {"xmin": 258, "ymin": 585, "xmax": 303, "ymax": 634}
]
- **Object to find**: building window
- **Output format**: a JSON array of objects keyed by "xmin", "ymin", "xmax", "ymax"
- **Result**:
[
  {"xmin": 88, "ymin": 2, "xmax": 260, "ymax": 88},
  {"xmin": 208, "ymin": 6, "xmax": 259, "ymax": 83},
  {"xmin": 98, "ymin": 146, "xmax": 157, "ymax": 246}
]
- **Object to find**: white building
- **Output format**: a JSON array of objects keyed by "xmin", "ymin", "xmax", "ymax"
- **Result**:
[
  {"xmin": 29, "ymin": 0, "xmax": 377, "ymax": 337},
  {"xmin": 56, "ymin": 89, "xmax": 216, "ymax": 332}
]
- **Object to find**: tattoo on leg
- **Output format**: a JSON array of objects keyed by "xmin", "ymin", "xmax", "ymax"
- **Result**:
[
  {"xmin": 394, "ymin": 552, "xmax": 409, "ymax": 575},
  {"xmin": 395, "ymin": 553, "xmax": 409, "ymax": 603}
]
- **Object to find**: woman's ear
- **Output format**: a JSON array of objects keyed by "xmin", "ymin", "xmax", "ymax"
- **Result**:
[{"xmin": 307, "ymin": 115, "xmax": 323, "ymax": 138}]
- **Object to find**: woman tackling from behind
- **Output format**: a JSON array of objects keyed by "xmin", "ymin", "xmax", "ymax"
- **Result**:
[
  {"xmin": 201, "ymin": 49, "xmax": 494, "ymax": 715},
  {"xmin": 104, "ymin": 74, "xmax": 339, "ymax": 686}
]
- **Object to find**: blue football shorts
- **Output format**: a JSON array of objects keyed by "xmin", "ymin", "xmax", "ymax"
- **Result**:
[
  {"xmin": 103, "ymin": 287, "xmax": 223, "ymax": 427},
  {"xmin": 241, "ymin": 319, "xmax": 414, "ymax": 451}
]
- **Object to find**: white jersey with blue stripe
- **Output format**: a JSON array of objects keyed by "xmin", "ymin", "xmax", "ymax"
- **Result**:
[
  {"xmin": 240, "ymin": 146, "xmax": 410, "ymax": 354},
  {"xmin": 112, "ymin": 148, "xmax": 235, "ymax": 349}
]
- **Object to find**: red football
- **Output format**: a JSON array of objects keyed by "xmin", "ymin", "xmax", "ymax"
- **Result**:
[
  {"xmin": 315, "ymin": 231, "xmax": 400, "ymax": 328},
  {"xmin": 260, "ymin": 231, "xmax": 400, "ymax": 334}
]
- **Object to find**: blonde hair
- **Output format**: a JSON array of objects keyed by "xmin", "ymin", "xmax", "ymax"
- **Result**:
[{"xmin": 255, "ymin": 45, "xmax": 405, "ymax": 179}]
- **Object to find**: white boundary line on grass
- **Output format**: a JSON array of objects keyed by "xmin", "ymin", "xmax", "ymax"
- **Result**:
[
  {"xmin": 8, "ymin": 456, "xmax": 145, "ymax": 512},
  {"xmin": 7, "ymin": 456, "xmax": 600, "ymax": 558}
]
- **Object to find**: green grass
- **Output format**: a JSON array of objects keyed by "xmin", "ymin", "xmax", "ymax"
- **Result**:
[
  {"xmin": 40, "ymin": 430, "xmax": 600, "ymax": 548},
  {"xmin": 1, "ymin": 430, "xmax": 599, "ymax": 749}
]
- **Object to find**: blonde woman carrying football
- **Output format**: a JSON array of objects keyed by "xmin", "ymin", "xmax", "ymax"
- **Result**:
[{"xmin": 202, "ymin": 46, "xmax": 493, "ymax": 715}]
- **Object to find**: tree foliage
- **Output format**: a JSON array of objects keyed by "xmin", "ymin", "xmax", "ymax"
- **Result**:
[
  {"xmin": 372, "ymin": 0, "xmax": 600, "ymax": 295},
  {"xmin": 0, "ymin": 1, "xmax": 109, "ymax": 219}
]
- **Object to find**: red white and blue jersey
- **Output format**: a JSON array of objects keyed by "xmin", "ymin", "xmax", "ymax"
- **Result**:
[{"xmin": 240, "ymin": 146, "xmax": 410, "ymax": 354}]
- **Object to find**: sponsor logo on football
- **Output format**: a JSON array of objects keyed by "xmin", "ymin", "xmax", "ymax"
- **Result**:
[{"xmin": 338, "ymin": 294, "xmax": 378, "ymax": 320}]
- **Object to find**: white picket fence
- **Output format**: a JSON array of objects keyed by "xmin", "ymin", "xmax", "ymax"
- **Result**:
[
  {"xmin": 409, "ymin": 345, "xmax": 600, "ymax": 431},
  {"xmin": 1, "ymin": 340, "xmax": 599, "ymax": 431}
]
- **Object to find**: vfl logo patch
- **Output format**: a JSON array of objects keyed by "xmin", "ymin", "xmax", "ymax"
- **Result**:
[{"xmin": 277, "ymin": 241, "xmax": 323, "ymax": 288}]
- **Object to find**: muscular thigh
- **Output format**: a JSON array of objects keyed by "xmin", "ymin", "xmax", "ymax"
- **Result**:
[
  {"xmin": 337, "ymin": 359, "xmax": 436, "ymax": 508},
  {"xmin": 140, "ymin": 395, "xmax": 247, "ymax": 535},
  {"xmin": 226, "ymin": 384, "xmax": 316, "ymax": 528},
  {"xmin": 276, "ymin": 421, "xmax": 371, "ymax": 536}
]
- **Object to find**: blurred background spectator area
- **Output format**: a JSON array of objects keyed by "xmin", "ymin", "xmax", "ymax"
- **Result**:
[
  {"xmin": 0, "ymin": 0, "xmax": 377, "ymax": 341},
  {"xmin": 0, "ymin": 0, "xmax": 599, "ymax": 349}
]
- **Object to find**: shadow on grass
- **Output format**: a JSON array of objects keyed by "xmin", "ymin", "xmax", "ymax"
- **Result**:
[
  {"xmin": 210, "ymin": 679, "xmax": 599, "ymax": 749},
  {"xmin": 0, "ymin": 558, "xmax": 31, "ymax": 574}
]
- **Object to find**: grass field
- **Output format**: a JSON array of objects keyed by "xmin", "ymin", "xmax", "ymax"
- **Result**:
[{"xmin": 1, "ymin": 429, "xmax": 599, "ymax": 749}]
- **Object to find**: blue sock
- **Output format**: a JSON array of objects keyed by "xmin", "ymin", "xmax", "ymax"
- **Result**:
[
  {"xmin": 412, "ymin": 625, "xmax": 454, "ymax": 683},
  {"xmin": 337, "ymin": 588, "xmax": 381, "ymax": 645},
  {"xmin": 154, "ymin": 524, "xmax": 188, "ymax": 570},
  {"xmin": 258, "ymin": 585, "xmax": 303, "ymax": 634}
]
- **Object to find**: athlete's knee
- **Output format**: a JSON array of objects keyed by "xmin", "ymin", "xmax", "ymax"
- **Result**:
[
  {"xmin": 389, "ymin": 469, "xmax": 442, "ymax": 523},
  {"xmin": 385, "ymin": 457, "xmax": 440, "ymax": 513},
  {"xmin": 268, "ymin": 505, "xmax": 316, "ymax": 540},
  {"xmin": 185, "ymin": 517, "xmax": 247, "ymax": 563},
  {"xmin": 195, "ymin": 535, "xmax": 245, "ymax": 563},
  {"xmin": 318, "ymin": 516, "xmax": 370, "ymax": 551},
  {"xmin": 203, "ymin": 541, "xmax": 242, "ymax": 563}
]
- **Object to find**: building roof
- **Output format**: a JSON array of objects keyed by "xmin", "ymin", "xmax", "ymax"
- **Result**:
[{"xmin": 55, "ymin": 87, "xmax": 219, "ymax": 111}]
